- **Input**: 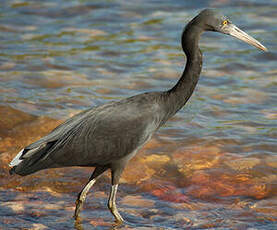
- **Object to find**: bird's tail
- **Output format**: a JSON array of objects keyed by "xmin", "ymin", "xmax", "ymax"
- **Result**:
[{"xmin": 9, "ymin": 142, "xmax": 55, "ymax": 176}]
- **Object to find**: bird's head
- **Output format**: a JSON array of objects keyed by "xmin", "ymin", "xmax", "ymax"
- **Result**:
[{"xmin": 192, "ymin": 9, "xmax": 267, "ymax": 52}]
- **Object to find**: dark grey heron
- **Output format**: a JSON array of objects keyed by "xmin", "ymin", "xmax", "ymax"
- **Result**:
[{"xmin": 9, "ymin": 9, "xmax": 267, "ymax": 223}]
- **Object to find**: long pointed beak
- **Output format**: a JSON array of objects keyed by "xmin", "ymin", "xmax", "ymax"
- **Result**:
[{"xmin": 223, "ymin": 24, "xmax": 267, "ymax": 52}]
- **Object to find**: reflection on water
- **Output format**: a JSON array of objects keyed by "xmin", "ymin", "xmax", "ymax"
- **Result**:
[{"xmin": 0, "ymin": 0, "xmax": 276, "ymax": 229}]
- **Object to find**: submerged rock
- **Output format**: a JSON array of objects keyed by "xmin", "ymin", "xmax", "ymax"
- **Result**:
[
  {"xmin": 172, "ymin": 145, "xmax": 222, "ymax": 177},
  {"xmin": 265, "ymin": 155, "xmax": 277, "ymax": 168},
  {"xmin": 225, "ymin": 157, "xmax": 261, "ymax": 171},
  {"xmin": 120, "ymin": 195, "xmax": 155, "ymax": 208}
]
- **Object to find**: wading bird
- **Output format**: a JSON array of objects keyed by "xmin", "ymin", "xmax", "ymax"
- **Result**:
[{"xmin": 9, "ymin": 9, "xmax": 267, "ymax": 223}]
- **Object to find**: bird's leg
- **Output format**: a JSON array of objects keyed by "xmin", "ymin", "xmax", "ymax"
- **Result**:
[
  {"xmin": 74, "ymin": 179, "xmax": 96, "ymax": 219},
  {"xmin": 74, "ymin": 166, "xmax": 107, "ymax": 219},
  {"xmin": 108, "ymin": 166, "xmax": 124, "ymax": 224},
  {"xmin": 108, "ymin": 184, "xmax": 124, "ymax": 224}
]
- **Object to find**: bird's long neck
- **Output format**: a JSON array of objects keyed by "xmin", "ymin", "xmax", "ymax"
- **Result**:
[{"xmin": 164, "ymin": 22, "xmax": 203, "ymax": 118}]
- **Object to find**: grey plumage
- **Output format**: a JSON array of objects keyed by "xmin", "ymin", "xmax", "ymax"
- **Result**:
[{"xmin": 11, "ymin": 92, "xmax": 167, "ymax": 175}]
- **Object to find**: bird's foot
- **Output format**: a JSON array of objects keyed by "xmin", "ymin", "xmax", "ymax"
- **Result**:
[
  {"xmin": 73, "ymin": 199, "xmax": 83, "ymax": 219},
  {"xmin": 74, "ymin": 216, "xmax": 84, "ymax": 230},
  {"xmin": 113, "ymin": 217, "xmax": 124, "ymax": 227},
  {"xmin": 116, "ymin": 215, "xmax": 124, "ymax": 224},
  {"xmin": 115, "ymin": 218, "xmax": 123, "ymax": 224},
  {"xmin": 112, "ymin": 209, "xmax": 124, "ymax": 225}
]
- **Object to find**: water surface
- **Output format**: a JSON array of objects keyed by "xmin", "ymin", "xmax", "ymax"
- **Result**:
[{"xmin": 0, "ymin": 0, "xmax": 276, "ymax": 229}]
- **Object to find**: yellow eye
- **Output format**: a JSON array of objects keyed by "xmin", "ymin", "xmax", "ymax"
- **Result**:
[{"xmin": 222, "ymin": 20, "xmax": 228, "ymax": 26}]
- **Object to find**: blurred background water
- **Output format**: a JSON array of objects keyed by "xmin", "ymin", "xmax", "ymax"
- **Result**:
[{"xmin": 0, "ymin": 0, "xmax": 276, "ymax": 229}]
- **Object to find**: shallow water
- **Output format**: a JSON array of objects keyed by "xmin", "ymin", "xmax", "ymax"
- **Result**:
[{"xmin": 0, "ymin": 0, "xmax": 276, "ymax": 229}]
